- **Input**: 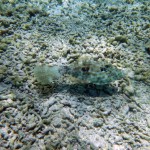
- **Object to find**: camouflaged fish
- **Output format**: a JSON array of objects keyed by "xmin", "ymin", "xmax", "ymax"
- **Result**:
[{"xmin": 34, "ymin": 54, "xmax": 125, "ymax": 85}]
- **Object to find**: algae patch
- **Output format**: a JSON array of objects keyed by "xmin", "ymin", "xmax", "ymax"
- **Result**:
[{"xmin": 33, "ymin": 65, "xmax": 61, "ymax": 85}]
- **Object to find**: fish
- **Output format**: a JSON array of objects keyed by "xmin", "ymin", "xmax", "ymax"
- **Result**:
[
  {"xmin": 34, "ymin": 54, "xmax": 125, "ymax": 85},
  {"xmin": 68, "ymin": 54, "xmax": 125, "ymax": 85}
]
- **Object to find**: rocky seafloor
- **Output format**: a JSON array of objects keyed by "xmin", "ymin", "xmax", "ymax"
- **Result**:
[{"xmin": 0, "ymin": 0, "xmax": 150, "ymax": 149}]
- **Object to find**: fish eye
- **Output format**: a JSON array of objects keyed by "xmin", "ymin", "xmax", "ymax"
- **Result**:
[
  {"xmin": 100, "ymin": 67, "xmax": 107, "ymax": 72},
  {"xmin": 81, "ymin": 67, "xmax": 89, "ymax": 72},
  {"xmin": 105, "ymin": 65, "xmax": 110, "ymax": 68}
]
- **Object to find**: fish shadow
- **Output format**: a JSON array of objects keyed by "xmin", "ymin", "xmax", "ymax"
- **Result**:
[
  {"xmin": 35, "ymin": 83, "xmax": 119, "ymax": 97},
  {"xmin": 63, "ymin": 83, "xmax": 118, "ymax": 97}
]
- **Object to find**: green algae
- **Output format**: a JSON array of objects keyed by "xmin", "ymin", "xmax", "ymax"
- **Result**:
[{"xmin": 34, "ymin": 65, "xmax": 61, "ymax": 85}]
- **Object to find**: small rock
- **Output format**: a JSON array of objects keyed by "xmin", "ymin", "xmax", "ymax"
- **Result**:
[
  {"xmin": 122, "ymin": 133, "xmax": 132, "ymax": 140},
  {"xmin": 36, "ymin": 133, "xmax": 44, "ymax": 139},
  {"xmin": 52, "ymin": 118, "xmax": 62, "ymax": 128},
  {"xmin": 115, "ymin": 35, "xmax": 128, "ymax": 43},
  {"xmin": 112, "ymin": 41, "xmax": 118, "ymax": 46},
  {"xmin": 68, "ymin": 125, "xmax": 75, "ymax": 132},
  {"xmin": 124, "ymin": 85, "xmax": 135, "ymax": 96},
  {"xmin": 49, "ymin": 104, "xmax": 60, "ymax": 112},
  {"xmin": 14, "ymin": 142, "xmax": 23, "ymax": 149},
  {"xmin": 46, "ymin": 98, "xmax": 57, "ymax": 107},
  {"xmin": 42, "ymin": 127, "xmax": 54, "ymax": 135},
  {"xmin": 146, "ymin": 117, "xmax": 150, "ymax": 128},
  {"xmin": 93, "ymin": 119, "xmax": 103, "ymax": 127},
  {"xmin": 0, "ymin": 93, "xmax": 16, "ymax": 100},
  {"xmin": 0, "ymin": 65, "xmax": 7, "ymax": 74},
  {"xmin": 26, "ymin": 123, "xmax": 37, "ymax": 131},
  {"xmin": 60, "ymin": 100, "xmax": 71, "ymax": 107},
  {"xmin": 109, "ymin": 6, "xmax": 119, "ymax": 12}
]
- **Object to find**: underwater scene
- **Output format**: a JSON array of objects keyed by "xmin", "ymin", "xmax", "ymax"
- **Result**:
[{"xmin": 0, "ymin": 0, "xmax": 150, "ymax": 149}]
